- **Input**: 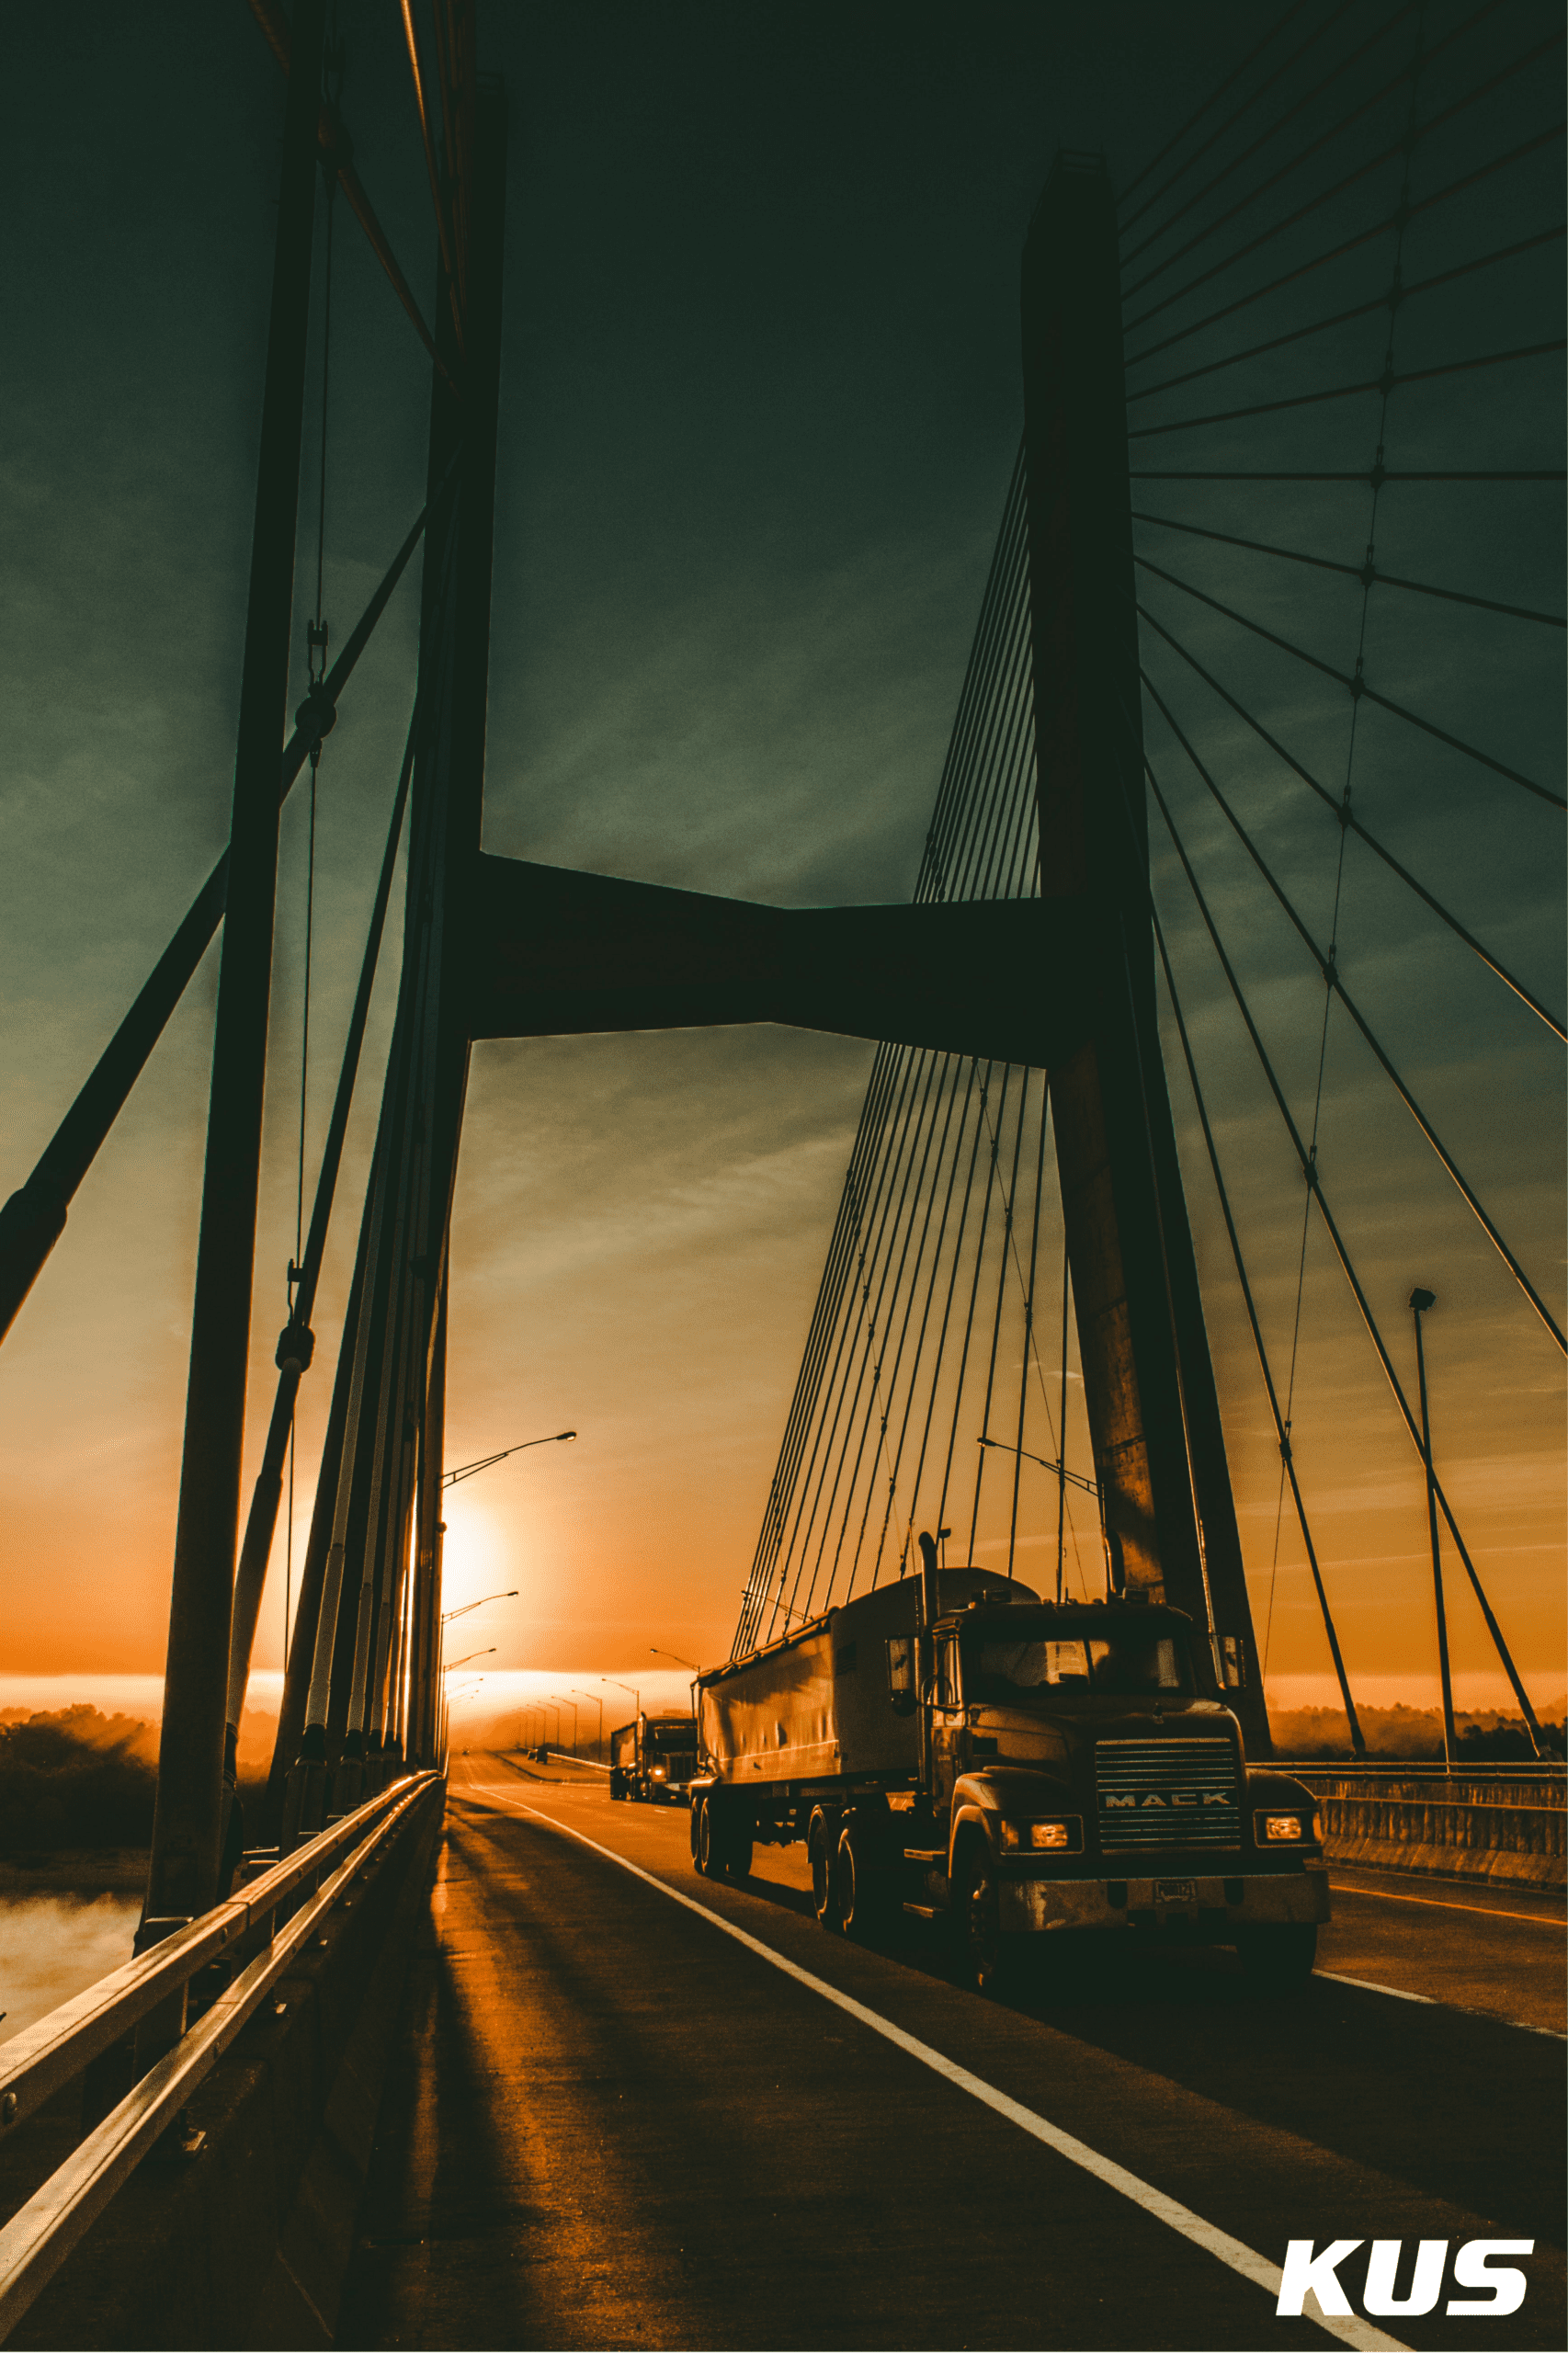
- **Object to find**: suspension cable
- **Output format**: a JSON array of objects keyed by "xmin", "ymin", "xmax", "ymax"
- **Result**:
[
  {"xmin": 1127, "ymin": 197, "xmax": 1564, "ymax": 373},
  {"xmin": 1151, "ymin": 902, "xmax": 1366, "ymax": 1751},
  {"xmin": 1120, "ymin": 0, "xmax": 1539, "ymax": 303},
  {"xmin": 1142, "ymin": 688, "xmax": 1565, "ymax": 1352},
  {"xmin": 398, "ymin": 0, "xmax": 464, "ymax": 355},
  {"xmin": 1127, "ymin": 340, "xmax": 1566, "ymax": 441},
  {"xmin": 967, "ymin": 1070, "xmax": 1033, "ymax": 1563},
  {"xmin": 1117, "ymin": 0, "xmax": 1318, "ymax": 222},
  {"xmin": 1136, "ymin": 554, "xmax": 1565, "ymax": 809},
  {"xmin": 1006, "ymin": 1086, "xmax": 1050, "ymax": 1578},
  {"xmin": 1126, "ymin": 227, "xmax": 1566, "ymax": 405},
  {"xmin": 1149, "ymin": 772, "xmax": 1547, "ymax": 1743},
  {"xmin": 1136, "ymin": 604, "xmax": 1565, "ymax": 1037},
  {"xmin": 1121, "ymin": 66, "xmax": 1564, "ymax": 336},
  {"xmin": 1133, "ymin": 509, "xmax": 1564, "ymax": 630},
  {"xmin": 1120, "ymin": 0, "xmax": 1415, "ymax": 274}
]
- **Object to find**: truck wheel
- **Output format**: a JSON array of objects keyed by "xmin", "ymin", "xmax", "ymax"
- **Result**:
[
  {"xmin": 694, "ymin": 1796, "xmax": 720, "ymax": 1877},
  {"xmin": 835, "ymin": 1824, "xmax": 892, "ymax": 1939},
  {"xmin": 609, "ymin": 1772, "xmax": 625, "ymax": 1801},
  {"xmin": 955, "ymin": 1843, "xmax": 1017, "ymax": 1996},
  {"xmin": 809, "ymin": 1810, "xmax": 843, "ymax": 1931},
  {"xmin": 1236, "ymin": 1924, "xmax": 1317, "ymax": 1994},
  {"xmin": 725, "ymin": 1833, "xmax": 753, "ymax": 1880}
]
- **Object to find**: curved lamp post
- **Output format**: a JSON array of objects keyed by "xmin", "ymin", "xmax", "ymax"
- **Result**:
[{"xmin": 441, "ymin": 1430, "xmax": 576, "ymax": 1489}]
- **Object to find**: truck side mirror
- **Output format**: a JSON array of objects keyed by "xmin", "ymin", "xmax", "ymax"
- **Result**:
[{"xmin": 886, "ymin": 1636, "xmax": 916, "ymax": 1715}]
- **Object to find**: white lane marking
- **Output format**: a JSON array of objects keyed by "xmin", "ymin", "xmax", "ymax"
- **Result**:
[
  {"xmin": 1315, "ymin": 1970, "xmax": 1566, "ymax": 2042},
  {"xmin": 473, "ymin": 1784, "xmax": 1407, "ymax": 2353},
  {"xmin": 1328, "ymin": 1881, "xmax": 1566, "ymax": 1927}
]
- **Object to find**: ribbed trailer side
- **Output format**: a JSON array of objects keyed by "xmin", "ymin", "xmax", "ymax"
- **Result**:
[{"xmin": 699, "ymin": 1568, "xmax": 1037, "ymax": 1788}]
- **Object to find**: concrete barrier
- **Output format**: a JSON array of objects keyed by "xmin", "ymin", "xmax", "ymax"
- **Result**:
[
  {"xmin": 11, "ymin": 1780, "xmax": 444, "ymax": 2350},
  {"xmin": 1287, "ymin": 1771, "xmax": 1566, "ymax": 1892}
]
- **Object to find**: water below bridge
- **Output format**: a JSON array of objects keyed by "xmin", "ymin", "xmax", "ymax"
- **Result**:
[{"xmin": 335, "ymin": 1756, "xmax": 1565, "ymax": 2352}]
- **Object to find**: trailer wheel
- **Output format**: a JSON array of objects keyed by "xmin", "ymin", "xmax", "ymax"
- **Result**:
[
  {"xmin": 694, "ymin": 1796, "xmax": 720, "ymax": 1876},
  {"xmin": 809, "ymin": 1809, "xmax": 843, "ymax": 1931},
  {"xmin": 1235, "ymin": 1924, "xmax": 1317, "ymax": 1994},
  {"xmin": 835, "ymin": 1823, "xmax": 892, "ymax": 1939},
  {"xmin": 955, "ymin": 1840, "xmax": 1017, "ymax": 1995}
]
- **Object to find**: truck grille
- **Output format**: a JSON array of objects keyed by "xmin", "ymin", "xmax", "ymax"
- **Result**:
[{"xmin": 1095, "ymin": 1738, "xmax": 1240, "ymax": 1850}]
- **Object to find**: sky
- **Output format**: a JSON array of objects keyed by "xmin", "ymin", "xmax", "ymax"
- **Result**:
[{"xmin": 0, "ymin": 1, "xmax": 1562, "ymax": 1725}]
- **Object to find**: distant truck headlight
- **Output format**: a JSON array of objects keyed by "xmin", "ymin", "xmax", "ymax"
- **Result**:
[
  {"xmin": 652, "ymin": 1766, "xmax": 667, "ymax": 1779},
  {"xmin": 1261, "ymin": 1812, "xmax": 1304, "ymax": 1842},
  {"xmin": 998, "ymin": 1818, "xmax": 1075, "ymax": 1851}
]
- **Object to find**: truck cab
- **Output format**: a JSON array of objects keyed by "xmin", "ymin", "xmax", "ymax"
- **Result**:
[
  {"xmin": 610, "ymin": 1712, "xmax": 699, "ymax": 1804},
  {"xmin": 912, "ymin": 1595, "xmax": 1327, "ymax": 1989}
]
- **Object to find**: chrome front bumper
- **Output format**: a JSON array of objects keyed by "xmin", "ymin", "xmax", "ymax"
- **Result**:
[{"xmin": 998, "ymin": 1867, "xmax": 1330, "ymax": 1934}]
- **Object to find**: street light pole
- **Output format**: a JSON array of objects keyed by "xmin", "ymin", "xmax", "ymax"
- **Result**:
[
  {"xmin": 573, "ymin": 1690, "xmax": 604, "ymax": 1761},
  {"xmin": 650, "ymin": 1649, "xmax": 700, "ymax": 1721},
  {"xmin": 552, "ymin": 1696, "xmax": 579, "ymax": 1756},
  {"xmin": 441, "ymin": 1429, "xmax": 576, "ymax": 1488},
  {"xmin": 1410, "ymin": 1289, "xmax": 1457, "ymax": 1767},
  {"xmin": 441, "ymin": 1588, "xmax": 517, "ymax": 1626},
  {"xmin": 603, "ymin": 1677, "xmax": 641, "ymax": 1722}
]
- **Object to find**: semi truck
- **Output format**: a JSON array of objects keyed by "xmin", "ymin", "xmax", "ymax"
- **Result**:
[
  {"xmin": 609, "ymin": 1712, "xmax": 699, "ymax": 1804},
  {"xmin": 688, "ymin": 1551, "xmax": 1327, "ymax": 1993}
]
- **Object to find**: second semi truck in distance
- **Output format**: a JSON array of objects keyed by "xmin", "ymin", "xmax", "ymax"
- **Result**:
[
  {"xmin": 610, "ymin": 1712, "xmax": 699, "ymax": 1804},
  {"xmin": 687, "ymin": 1544, "xmax": 1327, "ymax": 1993}
]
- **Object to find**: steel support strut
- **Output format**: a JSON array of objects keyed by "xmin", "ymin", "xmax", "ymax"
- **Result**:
[
  {"xmin": 1019, "ymin": 152, "xmax": 1268, "ymax": 1751},
  {"xmin": 141, "ymin": 0, "xmax": 331, "ymax": 1936}
]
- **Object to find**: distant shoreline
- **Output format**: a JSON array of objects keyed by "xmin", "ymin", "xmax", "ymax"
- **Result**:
[{"xmin": 0, "ymin": 1849, "xmax": 148, "ymax": 1897}]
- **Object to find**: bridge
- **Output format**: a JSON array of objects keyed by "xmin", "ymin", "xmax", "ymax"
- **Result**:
[{"xmin": 0, "ymin": 1, "xmax": 1562, "ymax": 2345}]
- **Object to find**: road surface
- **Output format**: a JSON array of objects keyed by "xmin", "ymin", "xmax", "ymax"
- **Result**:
[{"xmin": 338, "ymin": 1755, "xmax": 1564, "ymax": 2350}]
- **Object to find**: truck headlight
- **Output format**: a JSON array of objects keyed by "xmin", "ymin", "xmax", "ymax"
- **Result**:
[
  {"xmin": 652, "ymin": 1767, "xmax": 666, "ymax": 1779},
  {"xmin": 1262, "ymin": 1813, "xmax": 1303, "ymax": 1841},
  {"xmin": 998, "ymin": 1818, "xmax": 1074, "ymax": 1851}
]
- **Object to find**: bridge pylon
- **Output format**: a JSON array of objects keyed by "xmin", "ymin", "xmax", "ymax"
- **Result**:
[{"xmin": 1021, "ymin": 150, "xmax": 1267, "ymax": 1748}]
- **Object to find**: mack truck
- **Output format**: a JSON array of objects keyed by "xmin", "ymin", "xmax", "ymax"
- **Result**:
[
  {"xmin": 609, "ymin": 1712, "xmax": 699, "ymax": 1804},
  {"xmin": 688, "ymin": 1552, "xmax": 1327, "ymax": 1993}
]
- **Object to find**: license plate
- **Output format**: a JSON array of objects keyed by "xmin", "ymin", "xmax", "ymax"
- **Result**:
[{"xmin": 1155, "ymin": 1878, "xmax": 1197, "ymax": 1904}]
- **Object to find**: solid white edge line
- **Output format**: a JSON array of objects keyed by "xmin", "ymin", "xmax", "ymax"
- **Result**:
[
  {"xmin": 471, "ymin": 1783, "xmax": 1410, "ymax": 2353},
  {"xmin": 1315, "ymin": 1970, "xmax": 1567, "ymax": 2042}
]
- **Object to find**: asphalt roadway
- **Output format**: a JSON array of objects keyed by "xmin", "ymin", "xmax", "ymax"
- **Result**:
[{"xmin": 337, "ymin": 1756, "xmax": 1565, "ymax": 2352}]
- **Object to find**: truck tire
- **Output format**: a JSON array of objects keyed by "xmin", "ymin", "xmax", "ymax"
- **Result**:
[
  {"xmin": 954, "ymin": 1839, "xmax": 1018, "ymax": 1996},
  {"xmin": 609, "ymin": 1771, "xmax": 626, "ymax": 1801},
  {"xmin": 1236, "ymin": 1923, "xmax": 1317, "ymax": 1993},
  {"xmin": 835, "ymin": 1823, "xmax": 892, "ymax": 1940},
  {"xmin": 809, "ymin": 1809, "xmax": 844, "ymax": 1931},
  {"xmin": 695, "ymin": 1796, "xmax": 751, "ymax": 1879}
]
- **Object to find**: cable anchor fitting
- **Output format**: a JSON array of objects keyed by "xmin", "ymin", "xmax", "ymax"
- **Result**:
[
  {"xmin": 276, "ymin": 1321, "xmax": 315, "ymax": 1373},
  {"xmin": 294, "ymin": 684, "xmax": 337, "ymax": 746}
]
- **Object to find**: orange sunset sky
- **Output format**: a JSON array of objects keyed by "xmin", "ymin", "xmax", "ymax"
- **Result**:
[{"xmin": 2, "ymin": 3, "xmax": 1562, "ymax": 1729}]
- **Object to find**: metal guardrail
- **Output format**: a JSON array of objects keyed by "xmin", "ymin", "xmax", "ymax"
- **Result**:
[
  {"xmin": 0, "ymin": 1769, "xmax": 440, "ymax": 2340},
  {"xmin": 541, "ymin": 1748, "xmax": 609, "ymax": 1773}
]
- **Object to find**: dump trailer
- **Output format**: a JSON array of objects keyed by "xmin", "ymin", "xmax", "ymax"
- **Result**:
[
  {"xmin": 688, "ymin": 1564, "xmax": 1327, "ymax": 1991},
  {"xmin": 609, "ymin": 1712, "xmax": 699, "ymax": 1804}
]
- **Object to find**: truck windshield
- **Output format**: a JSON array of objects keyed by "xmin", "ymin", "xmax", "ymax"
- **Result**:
[
  {"xmin": 963, "ymin": 1625, "xmax": 1191, "ymax": 1701},
  {"xmin": 651, "ymin": 1724, "xmax": 693, "ymax": 1749}
]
